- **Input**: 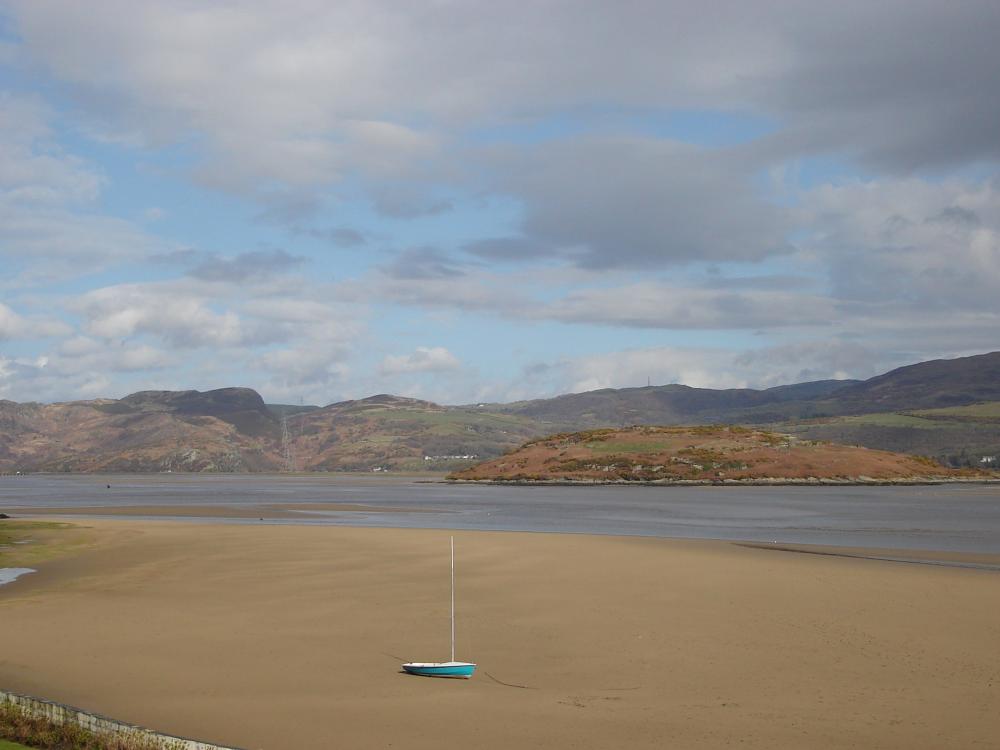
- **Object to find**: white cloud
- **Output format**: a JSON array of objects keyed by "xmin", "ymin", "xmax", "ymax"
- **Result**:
[
  {"xmin": 2, "ymin": 1, "xmax": 999, "ymax": 407},
  {"xmin": 354, "ymin": 271, "xmax": 529, "ymax": 315},
  {"xmin": 52, "ymin": 335, "xmax": 169, "ymax": 371},
  {"xmin": 254, "ymin": 346, "xmax": 350, "ymax": 403},
  {"xmin": 564, "ymin": 347, "xmax": 746, "ymax": 393},
  {"xmin": 538, "ymin": 282, "xmax": 836, "ymax": 330},
  {"xmin": 380, "ymin": 346, "xmax": 460, "ymax": 376},
  {"xmin": 77, "ymin": 282, "xmax": 252, "ymax": 347},
  {"xmin": 0, "ymin": 92, "xmax": 104, "ymax": 205},
  {"xmin": 798, "ymin": 177, "xmax": 1000, "ymax": 312},
  {"xmin": 0, "ymin": 353, "xmax": 111, "ymax": 402},
  {"xmin": 730, "ymin": 341, "xmax": 891, "ymax": 388},
  {"xmin": 0, "ymin": 92, "xmax": 166, "ymax": 283},
  {"xmin": 10, "ymin": 1, "xmax": 996, "ymax": 196},
  {"xmin": 0, "ymin": 301, "xmax": 70, "ymax": 340},
  {"xmin": 75, "ymin": 277, "xmax": 360, "ymax": 349},
  {"xmin": 512, "ymin": 340, "xmax": 900, "ymax": 399}
]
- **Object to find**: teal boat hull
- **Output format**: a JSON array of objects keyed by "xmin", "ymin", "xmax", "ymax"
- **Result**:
[{"xmin": 402, "ymin": 661, "xmax": 477, "ymax": 678}]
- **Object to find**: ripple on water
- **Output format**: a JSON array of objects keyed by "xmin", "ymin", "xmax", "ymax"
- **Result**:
[{"xmin": 0, "ymin": 567, "xmax": 36, "ymax": 586}]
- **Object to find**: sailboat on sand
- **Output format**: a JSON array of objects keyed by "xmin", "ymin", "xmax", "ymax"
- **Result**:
[{"xmin": 402, "ymin": 537, "xmax": 477, "ymax": 678}]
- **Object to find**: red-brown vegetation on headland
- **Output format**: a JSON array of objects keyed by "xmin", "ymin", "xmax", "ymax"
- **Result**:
[{"xmin": 449, "ymin": 425, "xmax": 991, "ymax": 483}]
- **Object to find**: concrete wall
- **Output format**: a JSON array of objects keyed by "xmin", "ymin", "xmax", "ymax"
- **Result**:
[{"xmin": 0, "ymin": 689, "xmax": 246, "ymax": 750}]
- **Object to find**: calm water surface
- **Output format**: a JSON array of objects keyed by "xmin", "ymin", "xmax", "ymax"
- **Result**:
[{"xmin": 2, "ymin": 474, "xmax": 999, "ymax": 553}]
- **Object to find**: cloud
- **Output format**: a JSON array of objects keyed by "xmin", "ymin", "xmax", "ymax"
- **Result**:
[
  {"xmin": 249, "ymin": 188, "xmax": 324, "ymax": 224},
  {"xmin": 0, "ymin": 92, "xmax": 104, "ymax": 206},
  {"xmin": 76, "ymin": 282, "xmax": 254, "ymax": 348},
  {"xmin": 730, "ymin": 341, "xmax": 888, "ymax": 387},
  {"xmin": 514, "ymin": 340, "xmax": 903, "ymax": 398},
  {"xmin": 561, "ymin": 348, "xmax": 751, "ymax": 393},
  {"xmin": 53, "ymin": 336, "xmax": 171, "ymax": 372},
  {"xmin": 293, "ymin": 225, "xmax": 367, "ymax": 247},
  {"xmin": 75, "ymin": 276, "xmax": 365, "ymax": 351},
  {"xmin": 798, "ymin": 177, "xmax": 1000, "ymax": 313},
  {"xmin": 0, "ymin": 92, "xmax": 167, "ymax": 285},
  {"xmin": 0, "ymin": 277, "xmax": 365, "ymax": 403},
  {"xmin": 254, "ymin": 346, "xmax": 349, "ymax": 397},
  {"xmin": 537, "ymin": 281, "xmax": 836, "ymax": 329},
  {"xmin": 0, "ymin": 302, "xmax": 70, "ymax": 340},
  {"xmin": 370, "ymin": 184, "xmax": 453, "ymax": 219},
  {"xmin": 0, "ymin": 205, "xmax": 160, "ymax": 279},
  {"xmin": 757, "ymin": 2, "xmax": 1000, "ymax": 171},
  {"xmin": 244, "ymin": 295, "xmax": 362, "ymax": 402},
  {"xmin": 0, "ymin": 354, "xmax": 112, "ymax": 402},
  {"xmin": 462, "ymin": 236, "xmax": 550, "ymax": 263},
  {"xmin": 6, "ymin": 3, "xmax": 446, "ymax": 204},
  {"xmin": 187, "ymin": 248, "xmax": 305, "ymax": 282},
  {"xmin": 492, "ymin": 137, "xmax": 790, "ymax": 269},
  {"xmin": 380, "ymin": 346, "xmax": 460, "ymax": 376},
  {"xmin": 149, "ymin": 248, "xmax": 204, "ymax": 266},
  {"xmin": 700, "ymin": 274, "xmax": 818, "ymax": 291},
  {"xmin": 342, "ymin": 120, "xmax": 440, "ymax": 178},
  {"xmin": 11, "ymin": 1, "xmax": 997, "ymax": 192},
  {"xmin": 348, "ymin": 268, "xmax": 529, "ymax": 314},
  {"xmin": 379, "ymin": 247, "xmax": 466, "ymax": 280},
  {"xmin": 0, "ymin": 337, "xmax": 176, "ymax": 402},
  {"xmin": 4, "ymin": 0, "xmax": 1000, "ymax": 407}
]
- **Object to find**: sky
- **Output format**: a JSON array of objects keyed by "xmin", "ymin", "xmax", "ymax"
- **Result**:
[{"xmin": 1, "ymin": 0, "xmax": 999, "ymax": 406}]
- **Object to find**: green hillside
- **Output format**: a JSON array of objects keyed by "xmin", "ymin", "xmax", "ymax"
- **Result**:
[{"xmin": 776, "ymin": 401, "xmax": 1000, "ymax": 467}]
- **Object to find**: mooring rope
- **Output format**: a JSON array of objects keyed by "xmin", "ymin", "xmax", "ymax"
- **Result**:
[{"xmin": 483, "ymin": 671, "xmax": 536, "ymax": 689}]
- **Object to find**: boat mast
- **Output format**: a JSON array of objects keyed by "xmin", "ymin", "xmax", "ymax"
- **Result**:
[{"xmin": 450, "ymin": 536, "xmax": 456, "ymax": 663}]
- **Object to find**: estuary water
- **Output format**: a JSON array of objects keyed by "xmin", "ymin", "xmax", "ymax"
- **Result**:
[{"xmin": 1, "ymin": 474, "xmax": 999, "ymax": 554}]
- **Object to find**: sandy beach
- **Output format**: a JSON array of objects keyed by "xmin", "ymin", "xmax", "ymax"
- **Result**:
[{"xmin": 1, "ymin": 519, "xmax": 998, "ymax": 749}]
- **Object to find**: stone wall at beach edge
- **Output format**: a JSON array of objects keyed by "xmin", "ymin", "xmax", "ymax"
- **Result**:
[{"xmin": 0, "ymin": 689, "xmax": 246, "ymax": 750}]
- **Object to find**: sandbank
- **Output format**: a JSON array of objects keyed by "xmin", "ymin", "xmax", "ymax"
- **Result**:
[{"xmin": 1, "ymin": 520, "xmax": 998, "ymax": 749}]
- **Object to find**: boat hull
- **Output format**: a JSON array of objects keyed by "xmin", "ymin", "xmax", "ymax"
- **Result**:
[{"xmin": 402, "ymin": 661, "xmax": 477, "ymax": 678}]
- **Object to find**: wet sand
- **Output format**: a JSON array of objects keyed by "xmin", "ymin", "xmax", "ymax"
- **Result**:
[{"xmin": 1, "ymin": 520, "xmax": 998, "ymax": 749}]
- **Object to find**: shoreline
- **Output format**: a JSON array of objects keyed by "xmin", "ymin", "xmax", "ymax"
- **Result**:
[
  {"xmin": 6, "ymin": 470, "xmax": 994, "ymax": 486},
  {"xmin": 6, "ymin": 511, "xmax": 1000, "ymax": 569},
  {"xmin": 445, "ymin": 476, "xmax": 1000, "ymax": 486}
]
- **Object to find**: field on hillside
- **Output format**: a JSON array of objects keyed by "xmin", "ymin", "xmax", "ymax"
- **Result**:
[{"xmin": 778, "ymin": 401, "xmax": 1000, "ymax": 468}]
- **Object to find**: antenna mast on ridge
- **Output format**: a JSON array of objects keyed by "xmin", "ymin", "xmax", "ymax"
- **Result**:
[{"xmin": 281, "ymin": 413, "xmax": 295, "ymax": 472}]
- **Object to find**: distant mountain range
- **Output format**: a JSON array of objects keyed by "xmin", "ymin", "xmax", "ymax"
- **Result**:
[
  {"xmin": 489, "ymin": 351, "xmax": 1000, "ymax": 425},
  {"xmin": 2, "ymin": 351, "xmax": 999, "ymax": 473}
]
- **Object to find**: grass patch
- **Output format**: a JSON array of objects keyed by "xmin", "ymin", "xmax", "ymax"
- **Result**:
[
  {"xmin": 837, "ymin": 413, "xmax": 945, "ymax": 429},
  {"xmin": 790, "ymin": 413, "xmax": 948, "ymax": 430},
  {"xmin": 0, "ymin": 701, "xmax": 182, "ymax": 750},
  {"xmin": 585, "ymin": 440, "xmax": 673, "ymax": 454},
  {"xmin": 0, "ymin": 521, "xmax": 93, "ymax": 569},
  {"xmin": 1, "ymin": 738, "xmax": 35, "ymax": 749},
  {"xmin": 909, "ymin": 401, "xmax": 1000, "ymax": 419}
]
